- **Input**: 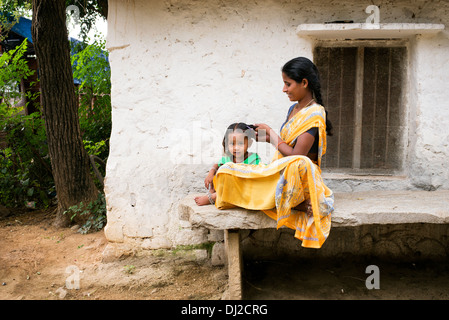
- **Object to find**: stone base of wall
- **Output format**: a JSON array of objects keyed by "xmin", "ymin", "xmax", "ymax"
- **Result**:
[{"xmin": 240, "ymin": 223, "xmax": 449, "ymax": 262}]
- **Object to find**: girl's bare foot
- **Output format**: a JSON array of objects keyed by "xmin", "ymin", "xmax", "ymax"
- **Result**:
[{"xmin": 195, "ymin": 195, "xmax": 211, "ymax": 206}]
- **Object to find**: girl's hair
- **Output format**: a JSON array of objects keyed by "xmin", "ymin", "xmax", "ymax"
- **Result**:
[
  {"xmin": 222, "ymin": 122, "xmax": 256, "ymax": 154},
  {"xmin": 282, "ymin": 57, "xmax": 333, "ymax": 136}
]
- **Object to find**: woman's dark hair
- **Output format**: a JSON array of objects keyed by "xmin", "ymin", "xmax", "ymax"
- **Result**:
[
  {"xmin": 222, "ymin": 122, "xmax": 256, "ymax": 154},
  {"xmin": 282, "ymin": 57, "xmax": 333, "ymax": 136}
]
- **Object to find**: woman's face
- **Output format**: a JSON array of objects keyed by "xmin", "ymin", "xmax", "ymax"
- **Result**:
[
  {"xmin": 226, "ymin": 132, "xmax": 249, "ymax": 162},
  {"xmin": 282, "ymin": 72, "xmax": 308, "ymax": 102}
]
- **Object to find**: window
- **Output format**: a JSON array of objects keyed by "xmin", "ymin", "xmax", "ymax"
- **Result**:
[{"xmin": 314, "ymin": 42, "xmax": 407, "ymax": 174}]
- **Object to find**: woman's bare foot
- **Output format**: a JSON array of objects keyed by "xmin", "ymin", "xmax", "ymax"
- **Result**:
[
  {"xmin": 294, "ymin": 199, "xmax": 313, "ymax": 217},
  {"xmin": 195, "ymin": 195, "xmax": 211, "ymax": 206}
]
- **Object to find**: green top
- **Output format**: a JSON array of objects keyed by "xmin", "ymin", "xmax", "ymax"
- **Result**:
[{"xmin": 218, "ymin": 152, "xmax": 261, "ymax": 167}]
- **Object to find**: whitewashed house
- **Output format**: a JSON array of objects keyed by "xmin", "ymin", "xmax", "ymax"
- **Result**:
[{"xmin": 103, "ymin": 0, "xmax": 449, "ymax": 254}]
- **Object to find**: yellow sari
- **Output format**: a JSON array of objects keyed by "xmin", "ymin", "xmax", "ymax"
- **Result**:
[{"xmin": 213, "ymin": 103, "xmax": 334, "ymax": 248}]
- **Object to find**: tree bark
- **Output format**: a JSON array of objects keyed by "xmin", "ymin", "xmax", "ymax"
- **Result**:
[
  {"xmin": 31, "ymin": 0, "xmax": 98, "ymax": 227},
  {"xmin": 97, "ymin": 0, "xmax": 108, "ymax": 19}
]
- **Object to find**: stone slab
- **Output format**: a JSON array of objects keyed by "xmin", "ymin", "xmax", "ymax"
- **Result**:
[
  {"xmin": 179, "ymin": 190, "xmax": 449, "ymax": 229},
  {"xmin": 179, "ymin": 194, "xmax": 276, "ymax": 230}
]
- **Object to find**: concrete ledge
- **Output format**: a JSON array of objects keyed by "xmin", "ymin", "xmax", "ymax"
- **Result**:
[
  {"xmin": 296, "ymin": 23, "xmax": 445, "ymax": 40},
  {"xmin": 333, "ymin": 190, "xmax": 449, "ymax": 226},
  {"xmin": 179, "ymin": 190, "xmax": 449, "ymax": 229}
]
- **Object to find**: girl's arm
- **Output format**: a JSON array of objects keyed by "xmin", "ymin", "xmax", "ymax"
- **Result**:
[
  {"xmin": 255, "ymin": 123, "xmax": 315, "ymax": 157},
  {"xmin": 205, "ymin": 164, "xmax": 219, "ymax": 189}
]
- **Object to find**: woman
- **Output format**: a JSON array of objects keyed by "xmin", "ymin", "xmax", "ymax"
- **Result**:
[{"xmin": 213, "ymin": 57, "xmax": 334, "ymax": 248}]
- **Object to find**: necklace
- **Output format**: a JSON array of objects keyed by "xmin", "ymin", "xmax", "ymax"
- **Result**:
[{"xmin": 295, "ymin": 98, "xmax": 315, "ymax": 110}]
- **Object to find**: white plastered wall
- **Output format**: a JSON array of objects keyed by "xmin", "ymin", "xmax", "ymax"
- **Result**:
[{"xmin": 104, "ymin": 0, "xmax": 449, "ymax": 248}]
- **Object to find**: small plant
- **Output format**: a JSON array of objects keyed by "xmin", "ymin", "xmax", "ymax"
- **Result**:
[
  {"xmin": 123, "ymin": 265, "xmax": 136, "ymax": 274},
  {"xmin": 172, "ymin": 243, "xmax": 215, "ymax": 256},
  {"xmin": 63, "ymin": 193, "xmax": 107, "ymax": 234}
]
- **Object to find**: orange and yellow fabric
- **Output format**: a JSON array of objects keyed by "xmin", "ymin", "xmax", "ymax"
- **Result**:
[{"xmin": 213, "ymin": 103, "xmax": 334, "ymax": 248}]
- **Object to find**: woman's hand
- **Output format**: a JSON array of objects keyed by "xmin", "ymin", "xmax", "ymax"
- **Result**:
[{"xmin": 254, "ymin": 123, "xmax": 274, "ymax": 143}]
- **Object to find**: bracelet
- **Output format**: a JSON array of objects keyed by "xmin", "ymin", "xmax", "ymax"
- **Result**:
[
  {"xmin": 277, "ymin": 141, "xmax": 287, "ymax": 149},
  {"xmin": 207, "ymin": 191, "xmax": 215, "ymax": 205}
]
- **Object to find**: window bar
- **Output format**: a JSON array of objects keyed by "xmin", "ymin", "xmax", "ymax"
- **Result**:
[
  {"xmin": 337, "ymin": 48, "xmax": 344, "ymax": 168},
  {"xmin": 352, "ymin": 46, "xmax": 364, "ymax": 170},
  {"xmin": 385, "ymin": 48, "xmax": 392, "ymax": 167},
  {"xmin": 371, "ymin": 48, "xmax": 379, "ymax": 168}
]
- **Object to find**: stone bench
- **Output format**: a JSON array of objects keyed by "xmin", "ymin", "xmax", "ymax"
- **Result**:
[{"xmin": 178, "ymin": 189, "xmax": 449, "ymax": 299}]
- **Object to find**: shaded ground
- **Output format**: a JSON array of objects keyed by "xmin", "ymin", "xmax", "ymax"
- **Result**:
[
  {"xmin": 1, "ymin": 207, "xmax": 449, "ymax": 300},
  {"xmin": 243, "ymin": 256, "xmax": 449, "ymax": 299}
]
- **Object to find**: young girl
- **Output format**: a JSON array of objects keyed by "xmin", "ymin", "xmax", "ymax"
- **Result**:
[{"xmin": 194, "ymin": 122, "xmax": 261, "ymax": 206}]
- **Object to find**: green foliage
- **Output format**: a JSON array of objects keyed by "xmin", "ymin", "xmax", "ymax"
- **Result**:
[
  {"xmin": 0, "ymin": 18, "xmax": 111, "ymax": 218},
  {"xmin": 63, "ymin": 192, "xmax": 106, "ymax": 234},
  {"xmin": 0, "ymin": 39, "xmax": 35, "ymax": 106},
  {"xmin": 83, "ymin": 139, "xmax": 107, "ymax": 157},
  {"xmin": 0, "ymin": 110, "xmax": 54, "ymax": 207},
  {"xmin": 0, "ymin": 112, "xmax": 54, "ymax": 208},
  {"xmin": 71, "ymin": 36, "xmax": 110, "ymax": 96},
  {"xmin": 1, "ymin": 0, "xmax": 106, "ymax": 43},
  {"xmin": 0, "ymin": 40, "xmax": 53, "ymax": 208},
  {"xmin": 71, "ymin": 37, "xmax": 111, "ymax": 161},
  {"xmin": 0, "ymin": 0, "xmax": 32, "ymax": 42}
]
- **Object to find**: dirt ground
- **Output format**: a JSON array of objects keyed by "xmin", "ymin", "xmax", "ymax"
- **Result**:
[
  {"xmin": 0, "ymin": 207, "xmax": 227, "ymax": 300},
  {"xmin": 2, "ymin": 207, "xmax": 449, "ymax": 301}
]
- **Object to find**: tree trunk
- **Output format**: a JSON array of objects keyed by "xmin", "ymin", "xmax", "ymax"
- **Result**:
[{"xmin": 31, "ymin": 0, "xmax": 98, "ymax": 227}]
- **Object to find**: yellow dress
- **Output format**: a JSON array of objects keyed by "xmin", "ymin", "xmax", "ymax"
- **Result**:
[{"xmin": 213, "ymin": 103, "xmax": 334, "ymax": 248}]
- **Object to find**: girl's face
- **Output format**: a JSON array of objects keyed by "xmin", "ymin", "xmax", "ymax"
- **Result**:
[
  {"xmin": 282, "ymin": 72, "xmax": 308, "ymax": 102},
  {"xmin": 226, "ymin": 131, "xmax": 249, "ymax": 162}
]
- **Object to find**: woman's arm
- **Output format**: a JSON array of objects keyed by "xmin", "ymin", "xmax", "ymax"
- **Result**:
[
  {"xmin": 255, "ymin": 123, "xmax": 315, "ymax": 157},
  {"xmin": 278, "ymin": 131, "xmax": 315, "ymax": 156}
]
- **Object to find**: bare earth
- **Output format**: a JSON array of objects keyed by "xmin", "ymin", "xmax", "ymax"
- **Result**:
[
  {"xmin": 2, "ymin": 207, "xmax": 449, "ymax": 301},
  {"xmin": 0, "ymin": 207, "xmax": 227, "ymax": 300}
]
